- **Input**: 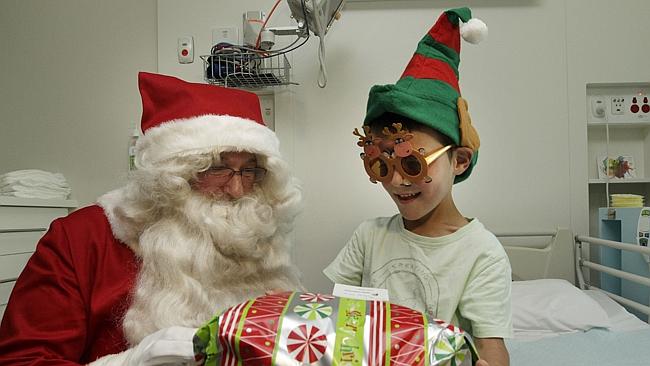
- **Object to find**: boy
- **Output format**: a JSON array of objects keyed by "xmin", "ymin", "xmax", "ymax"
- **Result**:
[{"xmin": 324, "ymin": 7, "xmax": 512, "ymax": 366}]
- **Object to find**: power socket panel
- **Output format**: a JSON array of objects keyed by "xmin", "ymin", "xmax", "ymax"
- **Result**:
[{"xmin": 611, "ymin": 97, "xmax": 625, "ymax": 115}]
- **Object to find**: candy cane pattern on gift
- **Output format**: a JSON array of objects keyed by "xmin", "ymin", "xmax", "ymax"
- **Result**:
[
  {"xmin": 219, "ymin": 301, "xmax": 249, "ymax": 366},
  {"xmin": 286, "ymin": 324, "xmax": 328, "ymax": 364},
  {"xmin": 367, "ymin": 300, "xmax": 386, "ymax": 366},
  {"xmin": 299, "ymin": 292, "xmax": 335, "ymax": 303}
]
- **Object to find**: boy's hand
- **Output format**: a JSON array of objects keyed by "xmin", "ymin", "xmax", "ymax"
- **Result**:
[{"xmin": 474, "ymin": 337, "xmax": 509, "ymax": 366}]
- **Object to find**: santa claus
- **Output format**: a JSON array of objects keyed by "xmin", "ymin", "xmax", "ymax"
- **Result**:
[{"xmin": 0, "ymin": 72, "xmax": 303, "ymax": 365}]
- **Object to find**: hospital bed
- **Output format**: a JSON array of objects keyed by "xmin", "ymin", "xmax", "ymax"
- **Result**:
[{"xmin": 498, "ymin": 229, "xmax": 650, "ymax": 366}]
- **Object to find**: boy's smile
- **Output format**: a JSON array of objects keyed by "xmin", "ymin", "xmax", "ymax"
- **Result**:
[{"xmin": 394, "ymin": 191, "xmax": 421, "ymax": 203}]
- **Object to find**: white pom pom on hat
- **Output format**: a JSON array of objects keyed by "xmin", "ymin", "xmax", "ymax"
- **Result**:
[{"xmin": 460, "ymin": 18, "xmax": 488, "ymax": 44}]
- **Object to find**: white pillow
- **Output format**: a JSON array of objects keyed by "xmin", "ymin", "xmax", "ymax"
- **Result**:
[{"xmin": 512, "ymin": 279, "xmax": 610, "ymax": 339}]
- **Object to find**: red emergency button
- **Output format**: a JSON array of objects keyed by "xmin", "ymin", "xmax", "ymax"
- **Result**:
[
  {"xmin": 631, "ymin": 104, "xmax": 640, "ymax": 113},
  {"xmin": 642, "ymin": 104, "xmax": 650, "ymax": 113},
  {"xmin": 181, "ymin": 49, "xmax": 189, "ymax": 56}
]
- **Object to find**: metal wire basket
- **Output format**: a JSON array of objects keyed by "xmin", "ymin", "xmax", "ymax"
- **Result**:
[{"xmin": 201, "ymin": 51, "xmax": 293, "ymax": 88}]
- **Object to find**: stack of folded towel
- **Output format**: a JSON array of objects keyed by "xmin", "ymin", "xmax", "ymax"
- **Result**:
[{"xmin": 0, "ymin": 169, "xmax": 72, "ymax": 199}]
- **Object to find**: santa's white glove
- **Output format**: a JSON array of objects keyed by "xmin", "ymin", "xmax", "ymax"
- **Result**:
[{"xmin": 88, "ymin": 326, "xmax": 197, "ymax": 366}]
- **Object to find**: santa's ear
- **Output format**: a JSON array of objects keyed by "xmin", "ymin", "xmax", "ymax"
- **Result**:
[{"xmin": 453, "ymin": 147, "xmax": 473, "ymax": 176}]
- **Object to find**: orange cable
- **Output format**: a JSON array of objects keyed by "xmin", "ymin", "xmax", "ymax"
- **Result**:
[{"xmin": 255, "ymin": 0, "xmax": 283, "ymax": 49}]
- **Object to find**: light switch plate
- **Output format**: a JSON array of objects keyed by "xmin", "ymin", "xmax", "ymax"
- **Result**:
[{"xmin": 212, "ymin": 27, "xmax": 239, "ymax": 46}]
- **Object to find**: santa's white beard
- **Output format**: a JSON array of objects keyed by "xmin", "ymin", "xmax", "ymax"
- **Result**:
[{"xmin": 122, "ymin": 191, "xmax": 302, "ymax": 346}]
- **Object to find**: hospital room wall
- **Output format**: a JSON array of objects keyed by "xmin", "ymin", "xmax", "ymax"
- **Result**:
[
  {"xmin": 167, "ymin": 0, "xmax": 650, "ymax": 292},
  {"xmin": 0, "ymin": 0, "xmax": 158, "ymax": 201},
  {"xmin": 158, "ymin": 0, "xmax": 616, "ymax": 292},
  {"xmin": 565, "ymin": 0, "xmax": 650, "ymax": 238}
]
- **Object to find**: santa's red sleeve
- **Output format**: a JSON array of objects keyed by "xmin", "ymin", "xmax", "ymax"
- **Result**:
[{"xmin": 0, "ymin": 205, "xmax": 138, "ymax": 365}]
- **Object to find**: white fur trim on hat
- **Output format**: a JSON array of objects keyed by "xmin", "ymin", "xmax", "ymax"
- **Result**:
[
  {"xmin": 460, "ymin": 18, "xmax": 488, "ymax": 44},
  {"xmin": 136, "ymin": 115, "xmax": 280, "ymax": 167}
]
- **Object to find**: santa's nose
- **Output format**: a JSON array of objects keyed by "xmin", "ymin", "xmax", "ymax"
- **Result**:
[{"xmin": 225, "ymin": 174, "xmax": 245, "ymax": 199}]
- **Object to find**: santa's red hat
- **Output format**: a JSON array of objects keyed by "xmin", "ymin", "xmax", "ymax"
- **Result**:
[
  {"xmin": 98, "ymin": 72, "xmax": 301, "ymax": 247},
  {"xmin": 135, "ymin": 72, "xmax": 280, "ymax": 167}
]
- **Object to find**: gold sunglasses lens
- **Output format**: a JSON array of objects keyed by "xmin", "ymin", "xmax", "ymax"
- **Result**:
[
  {"xmin": 401, "ymin": 155, "xmax": 422, "ymax": 176},
  {"xmin": 370, "ymin": 158, "xmax": 389, "ymax": 178}
]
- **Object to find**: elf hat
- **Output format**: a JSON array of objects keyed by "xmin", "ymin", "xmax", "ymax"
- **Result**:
[
  {"xmin": 363, "ymin": 7, "xmax": 486, "ymax": 183},
  {"xmin": 134, "ymin": 72, "xmax": 280, "ymax": 168}
]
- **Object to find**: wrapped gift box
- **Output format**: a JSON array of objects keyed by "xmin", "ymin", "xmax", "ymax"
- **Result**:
[{"xmin": 193, "ymin": 291, "xmax": 478, "ymax": 366}]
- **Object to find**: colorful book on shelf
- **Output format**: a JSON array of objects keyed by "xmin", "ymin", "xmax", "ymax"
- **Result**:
[{"xmin": 597, "ymin": 155, "xmax": 636, "ymax": 179}]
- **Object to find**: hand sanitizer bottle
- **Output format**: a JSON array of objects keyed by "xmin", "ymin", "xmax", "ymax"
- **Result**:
[{"xmin": 129, "ymin": 127, "xmax": 140, "ymax": 170}]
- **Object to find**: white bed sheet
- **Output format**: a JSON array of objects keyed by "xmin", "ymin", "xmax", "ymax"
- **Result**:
[
  {"xmin": 506, "ymin": 287, "xmax": 650, "ymax": 365},
  {"xmin": 583, "ymin": 289, "xmax": 649, "ymax": 332},
  {"xmin": 506, "ymin": 328, "xmax": 650, "ymax": 366}
]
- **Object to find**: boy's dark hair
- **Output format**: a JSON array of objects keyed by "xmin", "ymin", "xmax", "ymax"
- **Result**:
[{"xmin": 367, "ymin": 113, "xmax": 455, "ymax": 147}]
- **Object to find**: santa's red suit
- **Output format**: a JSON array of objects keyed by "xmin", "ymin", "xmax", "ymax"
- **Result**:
[{"xmin": 0, "ymin": 205, "xmax": 138, "ymax": 364}]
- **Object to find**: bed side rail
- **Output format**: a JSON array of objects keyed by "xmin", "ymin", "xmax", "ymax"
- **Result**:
[{"xmin": 574, "ymin": 235, "xmax": 650, "ymax": 322}]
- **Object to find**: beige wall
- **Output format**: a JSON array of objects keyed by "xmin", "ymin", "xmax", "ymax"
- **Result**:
[
  {"xmin": 2, "ymin": 0, "xmax": 649, "ymax": 293},
  {"xmin": 565, "ymin": 0, "xmax": 650, "ymax": 238},
  {"xmin": 0, "ymin": 0, "xmax": 158, "ymax": 204}
]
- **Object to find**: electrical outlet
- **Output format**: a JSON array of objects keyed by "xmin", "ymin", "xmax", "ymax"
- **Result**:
[
  {"xmin": 611, "ymin": 97, "xmax": 625, "ymax": 115},
  {"xmin": 591, "ymin": 97, "xmax": 606, "ymax": 118},
  {"xmin": 258, "ymin": 93, "xmax": 275, "ymax": 131},
  {"xmin": 212, "ymin": 27, "xmax": 239, "ymax": 46}
]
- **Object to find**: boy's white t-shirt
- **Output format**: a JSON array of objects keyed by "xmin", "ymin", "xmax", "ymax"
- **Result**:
[{"xmin": 323, "ymin": 215, "xmax": 513, "ymax": 339}]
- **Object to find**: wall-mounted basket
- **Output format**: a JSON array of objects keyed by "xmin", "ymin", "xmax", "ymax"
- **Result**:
[{"xmin": 201, "ymin": 51, "xmax": 294, "ymax": 89}]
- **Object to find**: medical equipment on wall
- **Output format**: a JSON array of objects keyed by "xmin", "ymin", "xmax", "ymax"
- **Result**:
[
  {"xmin": 637, "ymin": 207, "xmax": 650, "ymax": 263},
  {"xmin": 201, "ymin": 0, "xmax": 345, "ymax": 89}
]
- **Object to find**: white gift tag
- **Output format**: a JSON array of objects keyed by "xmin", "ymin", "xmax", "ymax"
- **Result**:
[{"xmin": 332, "ymin": 283, "xmax": 389, "ymax": 302}]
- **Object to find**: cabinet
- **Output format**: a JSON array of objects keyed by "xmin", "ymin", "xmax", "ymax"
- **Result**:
[
  {"xmin": 0, "ymin": 197, "xmax": 77, "ymax": 319},
  {"xmin": 587, "ymin": 82, "xmax": 650, "ymax": 236}
]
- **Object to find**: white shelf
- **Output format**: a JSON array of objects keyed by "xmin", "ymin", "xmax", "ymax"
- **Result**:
[
  {"xmin": 589, "ymin": 178, "xmax": 650, "ymax": 184},
  {"xmin": 588, "ymin": 121, "xmax": 650, "ymax": 128},
  {"xmin": 0, "ymin": 196, "xmax": 78, "ymax": 208}
]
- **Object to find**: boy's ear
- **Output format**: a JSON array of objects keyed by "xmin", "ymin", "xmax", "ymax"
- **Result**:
[{"xmin": 452, "ymin": 147, "xmax": 473, "ymax": 176}]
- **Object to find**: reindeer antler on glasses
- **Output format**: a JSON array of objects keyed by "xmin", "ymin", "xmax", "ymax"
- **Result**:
[{"xmin": 353, "ymin": 126, "xmax": 380, "ymax": 159}]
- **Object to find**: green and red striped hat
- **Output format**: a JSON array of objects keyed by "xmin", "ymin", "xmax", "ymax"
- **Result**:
[{"xmin": 363, "ymin": 7, "xmax": 487, "ymax": 183}]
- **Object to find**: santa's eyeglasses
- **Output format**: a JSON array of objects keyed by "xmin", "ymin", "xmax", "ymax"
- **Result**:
[
  {"xmin": 200, "ymin": 167, "xmax": 267, "ymax": 186},
  {"xmin": 354, "ymin": 123, "xmax": 452, "ymax": 184}
]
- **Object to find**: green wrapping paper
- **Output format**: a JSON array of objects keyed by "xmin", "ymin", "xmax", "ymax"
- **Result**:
[{"xmin": 193, "ymin": 292, "xmax": 478, "ymax": 366}]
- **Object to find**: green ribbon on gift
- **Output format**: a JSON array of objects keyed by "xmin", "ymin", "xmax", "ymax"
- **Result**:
[{"xmin": 333, "ymin": 297, "xmax": 367, "ymax": 365}]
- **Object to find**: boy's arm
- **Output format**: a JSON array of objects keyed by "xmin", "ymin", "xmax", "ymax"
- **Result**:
[
  {"xmin": 474, "ymin": 337, "xmax": 509, "ymax": 366},
  {"xmin": 457, "ymin": 255, "xmax": 512, "ymax": 366},
  {"xmin": 322, "ymin": 226, "xmax": 366, "ymax": 285},
  {"xmin": 458, "ymin": 255, "xmax": 513, "ymax": 336}
]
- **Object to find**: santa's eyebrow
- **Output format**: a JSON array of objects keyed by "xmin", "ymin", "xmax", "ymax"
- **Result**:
[{"xmin": 218, "ymin": 157, "xmax": 258, "ymax": 166}]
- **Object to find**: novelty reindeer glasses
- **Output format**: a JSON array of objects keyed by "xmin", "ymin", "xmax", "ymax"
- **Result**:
[{"xmin": 354, "ymin": 123, "xmax": 452, "ymax": 185}]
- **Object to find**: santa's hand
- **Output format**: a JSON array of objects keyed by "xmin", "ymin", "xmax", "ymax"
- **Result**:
[
  {"xmin": 126, "ymin": 326, "xmax": 197, "ymax": 366},
  {"xmin": 89, "ymin": 326, "xmax": 197, "ymax": 366},
  {"xmin": 265, "ymin": 288, "xmax": 290, "ymax": 295}
]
